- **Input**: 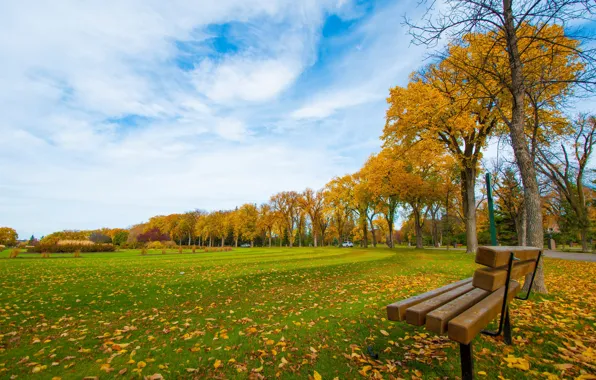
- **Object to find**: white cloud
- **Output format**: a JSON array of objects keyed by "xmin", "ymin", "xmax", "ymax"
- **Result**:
[
  {"xmin": 291, "ymin": 89, "xmax": 379, "ymax": 119},
  {"xmin": 193, "ymin": 58, "xmax": 301, "ymax": 103},
  {"xmin": 215, "ymin": 118, "xmax": 248, "ymax": 140},
  {"xmin": 0, "ymin": 0, "xmax": 461, "ymax": 239}
]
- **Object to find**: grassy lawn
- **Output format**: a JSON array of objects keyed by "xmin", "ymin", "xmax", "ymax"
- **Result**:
[{"xmin": 0, "ymin": 247, "xmax": 594, "ymax": 379}]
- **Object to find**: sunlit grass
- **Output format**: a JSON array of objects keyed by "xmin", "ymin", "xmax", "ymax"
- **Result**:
[{"xmin": 0, "ymin": 247, "xmax": 594, "ymax": 379}]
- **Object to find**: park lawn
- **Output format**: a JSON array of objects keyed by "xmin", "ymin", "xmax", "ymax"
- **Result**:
[{"xmin": 0, "ymin": 247, "xmax": 594, "ymax": 379}]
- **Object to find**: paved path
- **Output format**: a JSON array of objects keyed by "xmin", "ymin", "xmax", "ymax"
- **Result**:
[{"xmin": 543, "ymin": 250, "xmax": 596, "ymax": 262}]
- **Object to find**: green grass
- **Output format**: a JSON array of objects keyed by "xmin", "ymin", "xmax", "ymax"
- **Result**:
[{"xmin": 0, "ymin": 247, "xmax": 594, "ymax": 379}]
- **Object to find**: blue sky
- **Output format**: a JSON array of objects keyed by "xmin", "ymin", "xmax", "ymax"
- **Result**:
[{"xmin": 1, "ymin": 0, "xmax": 593, "ymax": 239}]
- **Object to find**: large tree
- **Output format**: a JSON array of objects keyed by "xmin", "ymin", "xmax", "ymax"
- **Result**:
[
  {"xmin": 300, "ymin": 188, "xmax": 325, "ymax": 247},
  {"xmin": 0, "ymin": 227, "xmax": 18, "ymax": 247},
  {"xmin": 270, "ymin": 191, "xmax": 300, "ymax": 247},
  {"xmin": 384, "ymin": 64, "xmax": 497, "ymax": 253},
  {"xmin": 537, "ymin": 114, "xmax": 596, "ymax": 252},
  {"xmin": 361, "ymin": 151, "xmax": 402, "ymax": 248},
  {"xmin": 406, "ymin": 2, "xmax": 596, "ymax": 293}
]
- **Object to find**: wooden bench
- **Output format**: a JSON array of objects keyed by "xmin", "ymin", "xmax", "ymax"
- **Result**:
[{"xmin": 386, "ymin": 246, "xmax": 543, "ymax": 379}]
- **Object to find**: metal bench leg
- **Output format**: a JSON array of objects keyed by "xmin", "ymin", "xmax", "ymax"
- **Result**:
[
  {"xmin": 460, "ymin": 343, "xmax": 474, "ymax": 380},
  {"xmin": 504, "ymin": 308, "xmax": 512, "ymax": 345}
]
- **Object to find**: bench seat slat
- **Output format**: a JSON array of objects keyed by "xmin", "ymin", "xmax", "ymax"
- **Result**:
[
  {"xmin": 425, "ymin": 287, "xmax": 490, "ymax": 334},
  {"xmin": 472, "ymin": 260, "xmax": 536, "ymax": 291},
  {"xmin": 448, "ymin": 281, "xmax": 521, "ymax": 344},
  {"xmin": 405, "ymin": 283, "xmax": 475, "ymax": 326},
  {"xmin": 387, "ymin": 278, "xmax": 472, "ymax": 321},
  {"xmin": 475, "ymin": 246, "xmax": 540, "ymax": 268}
]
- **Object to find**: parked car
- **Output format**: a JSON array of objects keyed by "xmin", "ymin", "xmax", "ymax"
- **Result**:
[
  {"xmin": 240, "ymin": 243, "xmax": 251, "ymax": 248},
  {"xmin": 341, "ymin": 241, "xmax": 353, "ymax": 248}
]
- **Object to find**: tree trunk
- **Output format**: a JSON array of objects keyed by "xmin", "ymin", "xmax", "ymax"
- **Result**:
[
  {"xmin": 320, "ymin": 224, "xmax": 327, "ymax": 247},
  {"xmin": 580, "ymin": 228, "xmax": 589, "ymax": 253},
  {"xmin": 461, "ymin": 168, "xmax": 478, "ymax": 254},
  {"xmin": 368, "ymin": 216, "xmax": 377, "ymax": 247},
  {"xmin": 413, "ymin": 206, "xmax": 423, "ymax": 249},
  {"xmin": 235, "ymin": 237, "xmax": 238, "ymax": 248},
  {"xmin": 221, "ymin": 237, "xmax": 224, "ymax": 247},
  {"xmin": 503, "ymin": 0, "xmax": 546, "ymax": 293},
  {"xmin": 268, "ymin": 230, "xmax": 272, "ymax": 248},
  {"xmin": 386, "ymin": 219, "xmax": 394, "ymax": 248},
  {"xmin": 515, "ymin": 204, "xmax": 527, "ymax": 246}
]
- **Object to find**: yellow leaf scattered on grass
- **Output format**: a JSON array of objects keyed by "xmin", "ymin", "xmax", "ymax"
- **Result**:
[
  {"xmin": 314, "ymin": 370, "xmax": 322, "ymax": 380},
  {"xmin": 214, "ymin": 359, "xmax": 222, "ymax": 369},
  {"xmin": 380, "ymin": 330, "xmax": 389, "ymax": 336},
  {"xmin": 503, "ymin": 355, "xmax": 530, "ymax": 371}
]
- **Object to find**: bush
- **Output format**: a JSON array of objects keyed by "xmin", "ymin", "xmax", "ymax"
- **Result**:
[
  {"xmin": 204, "ymin": 247, "xmax": 232, "ymax": 253},
  {"xmin": 0, "ymin": 244, "xmax": 5, "ymax": 250},
  {"xmin": 27, "ymin": 243, "xmax": 115, "ymax": 253},
  {"xmin": 137, "ymin": 228, "xmax": 169, "ymax": 243},
  {"xmin": 89, "ymin": 232, "xmax": 112, "ymax": 244},
  {"xmin": 146, "ymin": 241, "xmax": 164, "ymax": 249},
  {"xmin": 163, "ymin": 241, "xmax": 177, "ymax": 249},
  {"xmin": 9, "ymin": 248, "xmax": 19, "ymax": 258},
  {"xmin": 112, "ymin": 231, "xmax": 129, "ymax": 246},
  {"xmin": 121, "ymin": 241, "xmax": 140, "ymax": 249}
]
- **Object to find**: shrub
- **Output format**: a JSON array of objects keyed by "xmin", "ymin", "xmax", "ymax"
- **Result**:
[
  {"xmin": 146, "ymin": 241, "xmax": 164, "ymax": 249},
  {"xmin": 137, "ymin": 228, "xmax": 169, "ymax": 243},
  {"xmin": 203, "ymin": 247, "xmax": 232, "ymax": 253},
  {"xmin": 57, "ymin": 240, "xmax": 94, "ymax": 245},
  {"xmin": 112, "ymin": 230, "xmax": 129, "ymax": 246},
  {"xmin": 27, "ymin": 243, "xmax": 115, "ymax": 253},
  {"xmin": 162, "ymin": 248, "xmax": 167, "ymax": 255},
  {"xmin": 0, "ymin": 244, "xmax": 5, "ymax": 250},
  {"xmin": 121, "ymin": 241, "xmax": 140, "ymax": 249},
  {"xmin": 9, "ymin": 248, "xmax": 19, "ymax": 258},
  {"xmin": 141, "ymin": 248, "xmax": 148, "ymax": 256},
  {"xmin": 178, "ymin": 246, "xmax": 183, "ymax": 254},
  {"xmin": 163, "ymin": 241, "xmax": 177, "ymax": 249},
  {"xmin": 192, "ymin": 245, "xmax": 196, "ymax": 253},
  {"xmin": 74, "ymin": 250, "xmax": 81, "ymax": 258},
  {"xmin": 89, "ymin": 232, "xmax": 112, "ymax": 244}
]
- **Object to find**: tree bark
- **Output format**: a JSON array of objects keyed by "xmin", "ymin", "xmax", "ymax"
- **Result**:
[
  {"xmin": 514, "ymin": 204, "xmax": 527, "ymax": 246},
  {"xmin": 503, "ymin": 0, "xmax": 546, "ymax": 293},
  {"xmin": 461, "ymin": 167, "xmax": 478, "ymax": 254},
  {"xmin": 368, "ymin": 215, "xmax": 377, "ymax": 247},
  {"xmin": 580, "ymin": 228, "xmax": 589, "ymax": 253},
  {"xmin": 413, "ymin": 206, "xmax": 423, "ymax": 249}
]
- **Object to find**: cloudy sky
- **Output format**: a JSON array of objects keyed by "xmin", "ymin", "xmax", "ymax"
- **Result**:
[{"xmin": 1, "ymin": 0, "xmax": 593, "ymax": 239}]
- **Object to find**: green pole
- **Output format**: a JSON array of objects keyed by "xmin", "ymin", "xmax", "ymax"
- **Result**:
[{"xmin": 486, "ymin": 173, "xmax": 497, "ymax": 246}]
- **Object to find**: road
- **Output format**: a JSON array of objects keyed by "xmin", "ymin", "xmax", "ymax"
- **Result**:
[{"xmin": 544, "ymin": 250, "xmax": 596, "ymax": 262}]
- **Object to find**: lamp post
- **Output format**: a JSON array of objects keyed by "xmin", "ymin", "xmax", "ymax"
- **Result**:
[{"xmin": 486, "ymin": 173, "xmax": 497, "ymax": 246}]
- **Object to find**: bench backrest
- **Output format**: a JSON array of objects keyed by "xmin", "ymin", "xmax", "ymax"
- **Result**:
[{"xmin": 472, "ymin": 246, "xmax": 541, "ymax": 291}]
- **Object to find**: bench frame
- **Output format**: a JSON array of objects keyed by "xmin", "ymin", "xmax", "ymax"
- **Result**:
[{"xmin": 460, "ymin": 249, "xmax": 543, "ymax": 380}]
